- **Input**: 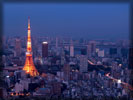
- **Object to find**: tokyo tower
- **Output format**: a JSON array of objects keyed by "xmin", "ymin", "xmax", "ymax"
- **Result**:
[{"xmin": 23, "ymin": 17, "xmax": 39, "ymax": 76}]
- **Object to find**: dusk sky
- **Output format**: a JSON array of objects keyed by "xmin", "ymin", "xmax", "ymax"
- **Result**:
[{"xmin": 4, "ymin": 3, "xmax": 129, "ymax": 39}]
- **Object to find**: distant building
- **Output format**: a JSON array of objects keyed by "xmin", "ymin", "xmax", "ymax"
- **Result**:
[
  {"xmin": 63, "ymin": 64, "xmax": 71, "ymax": 81},
  {"xmin": 87, "ymin": 44, "xmax": 91, "ymax": 57},
  {"xmin": 121, "ymin": 48, "xmax": 128, "ymax": 57},
  {"xmin": 87, "ymin": 41, "xmax": 96, "ymax": 57},
  {"xmin": 98, "ymin": 50, "xmax": 104, "ymax": 57},
  {"xmin": 74, "ymin": 48, "xmax": 81, "ymax": 55},
  {"xmin": 90, "ymin": 41, "xmax": 96, "ymax": 55},
  {"xmin": 79, "ymin": 55, "xmax": 88, "ymax": 73},
  {"xmin": 56, "ymin": 37, "xmax": 58, "ymax": 48},
  {"xmin": 42, "ymin": 42, "xmax": 48, "ymax": 58},
  {"xmin": 51, "ymin": 81, "xmax": 61, "ymax": 95},
  {"xmin": 81, "ymin": 48, "xmax": 87, "ymax": 55},
  {"xmin": 70, "ymin": 39, "xmax": 74, "ymax": 57},
  {"xmin": 15, "ymin": 81, "xmax": 24, "ymax": 93},
  {"xmin": 109, "ymin": 48, "xmax": 117, "ymax": 55},
  {"xmin": 15, "ymin": 38, "xmax": 21, "ymax": 57},
  {"xmin": 70, "ymin": 45, "xmax": 74, "ymax": 57}
]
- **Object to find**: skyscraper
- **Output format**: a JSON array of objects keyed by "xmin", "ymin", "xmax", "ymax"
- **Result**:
[
  {"xmin": 56, "ymin": 37, "xmax": 58, "ymax": 49},
  {"xmin": 63, "ymin": 64, "xmax": 71, "ymax": 81},
  {"xmin": 42, "ymin": 42, "xmax": 48, "ymax": 58},
  {"xmin": 15, "ymin": 38, "xmax": 21, "ymax": 57},
  {"xmin": 79, "ymin": 55, "xmax": 88, "ymax": 73},
  {"xmin": 87, "ymin": 44, "xmax": 91, "ymax": 57},
  {"xmin": 70, "ymin": 40, "xmax": 74, "ymax": 57},
  {"xmin": 23, "ymin": 17, "xmax": 39, "ymax": 76},
  {"xmin": 89, "ymin": 41, "xmax": 96, "ymax": 56}
]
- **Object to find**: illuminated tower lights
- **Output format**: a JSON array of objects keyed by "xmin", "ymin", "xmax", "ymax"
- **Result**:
[{"xmin": 23, "ymin": 17, "xmax": 39, "ymax": 76}]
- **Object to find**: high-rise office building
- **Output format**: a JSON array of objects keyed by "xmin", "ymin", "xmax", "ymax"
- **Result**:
[
  {"xmin": 109, "ymin": 48, "xmax": 117, "ymax": 55},
  {"xmin": 15, "ymin": 38, "xmax": 21, "ymax": 57},
  {"xmin": 56, "ymin": 37, "xmax": 58, "ymax": 49},
  {"xmin": 63, "ymin": 64, "xmax": 71, "ymax": 81},
  {"xmin": 70, "ymin": 40, "xmax": 74, "ymax": 57},
  {"xmin": 98, "ymin": 50, "xmax": 104, "ymax": 57},
  {"xmin": 87, "ymin": 41, "xmax": 96, "ymax": 57},
  {"xmin": 87, "ymin": 44, "xmax": 91, "ymax": 57},
  {"xmin": 42, "ymin": 42, "xmax": 48, "ymax": 58},
  {"xmin": 79, "ymin": 55, "xmax": 88, "ymax": 73},
  {"xmin": 90, "ymin": 41, "xmax": 96, "ymax": 55}
]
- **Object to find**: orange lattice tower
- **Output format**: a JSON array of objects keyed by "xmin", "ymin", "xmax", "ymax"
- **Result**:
[{"xmin": 23, "ymin": 17, "xmax": 39, "ymax": 76}]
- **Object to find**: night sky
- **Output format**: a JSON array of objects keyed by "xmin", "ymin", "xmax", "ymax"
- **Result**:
[{"xmin": 4, "ymin": 3, "xmax": 129, "ymax": 39}]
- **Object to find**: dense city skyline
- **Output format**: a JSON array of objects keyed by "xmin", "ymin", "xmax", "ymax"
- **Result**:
[
  {"xmin": 4, "ymin": 3, "xmax": 129, "ymax": 39},
  {"xmin": 1, "ymin": 3, "xmax": 132, "ymax": 100}
]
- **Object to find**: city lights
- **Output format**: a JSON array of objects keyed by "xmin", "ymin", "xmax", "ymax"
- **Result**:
[{"xmin": 3, "ymin": 4, "xmax": 131, "ymax": 99}]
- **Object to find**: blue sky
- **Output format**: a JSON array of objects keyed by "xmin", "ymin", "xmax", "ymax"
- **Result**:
[{"xmin": 3, "ymin": 3, "xmax": 129, "ymax": 39}]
